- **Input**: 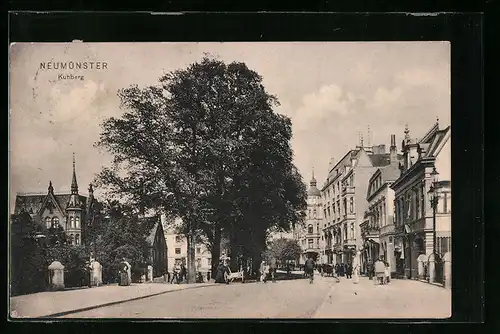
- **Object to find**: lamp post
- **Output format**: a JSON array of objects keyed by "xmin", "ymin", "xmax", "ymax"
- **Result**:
[{"xmin": 427, "ymin": 167, "xmax": 440, "ymax": 257}]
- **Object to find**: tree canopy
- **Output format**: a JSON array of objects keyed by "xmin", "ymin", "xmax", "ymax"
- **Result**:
[
  {"xmin": 95, "ymin": 56, "xmax": 307, "ymax": 276},
  {"xmin": 264, "ymin": 238, "xmax": 302, "ymax": 264}
]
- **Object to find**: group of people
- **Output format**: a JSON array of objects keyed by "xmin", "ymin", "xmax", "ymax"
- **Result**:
[
  {"xmin": 333, "ymin": 263, "xmax": 353, "ymax": 279},
  {"xmin": 168, "ymin": 262, "xmax": 187, "ymax": 284},
  {"xmin": 259, "ymin": 257, "xmax": 277, "ymax": 283}
]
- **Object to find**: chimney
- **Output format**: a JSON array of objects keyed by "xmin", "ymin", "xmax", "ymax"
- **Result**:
[{"xmin": 390, "ymin": 134, "xmax": 397, "ymax": 164}]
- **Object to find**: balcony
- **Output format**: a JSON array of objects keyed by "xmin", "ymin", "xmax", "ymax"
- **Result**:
[
  {"xmin": 341, "ymin": 213, "xmax": 356, "ymax": 222},
  {"xmin": 342, "ymin": 185, "xmax": 355, "ymax": 195},
  {"xmin": 360, "ymin": 223, "xmax": 379, "ymax": 239},
  {"xmin": 379, "ymin": 224, "xmax": 395, "ymax": 237},
  {"xmin": 343, "ymin": 238, "xmax": 356, "ymax": 247}
]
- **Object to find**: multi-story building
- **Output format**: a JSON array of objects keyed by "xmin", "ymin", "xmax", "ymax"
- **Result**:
[
  {"xmin": 360, "ymin": 134, "xmax": 402, "ymax": 275},
  {"xmin": 13, "ymin": 154, "xmax": 98, "ymax": 246},
  {"xmin": 294, "ymin": 172, "xmax": 323, "ymax": 264},
  {"xmin": 390, "ymin": 122, "xmax": 451, "ymax": 279},
  {"xmin": 321, "ymin": 140, "xmax": 402, "ymax": 266},
  {"xmin": 163, "ymin": 217, "xmax": 212, "ymax": 276}
]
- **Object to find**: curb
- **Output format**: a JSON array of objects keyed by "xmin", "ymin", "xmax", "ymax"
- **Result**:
[{"xmin": 37, "ymin": 283, "xmax": 218, "ymax": 318}]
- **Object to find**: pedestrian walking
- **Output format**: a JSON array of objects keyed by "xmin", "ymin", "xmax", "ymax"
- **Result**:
[
  {"xmin": 179, "ymin": 263, "xmax": 187, "ymax": 283},
  {"xmin": 367, "ymin": 259, "xmax": 374, "ymax": 280},
  {"xmin": 352, "ymin": 252, "xmax": 360, "ymax": 284},
  {"xmin": 170, "ymin": 263, "xmax": 181, "ymax": 284},
  {"xmin": 260, "ymin": 260, "xmax": 270, "ymax": 283},
  {"xmin": 384, "ymin": 261, "xmax": 391, "ymax": 284},
  {"xmin": 215, "ymin": 259, "xmax": 230, "ymax": 284},
  {"xmin": 374, "ymin": 256, "xmax": 386, "ymax": 285},
  {"xmin": 269, "ymin": 257, "xmax": 277, "ymax": 283},
  {"xmin": 346, "ymin": 263, "xmax": 353, "ymax": 279}
]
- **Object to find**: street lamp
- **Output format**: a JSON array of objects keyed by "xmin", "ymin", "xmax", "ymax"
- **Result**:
[{"xmin": 427, "ymin": 167, "xmax": 440, "ymax": 257}]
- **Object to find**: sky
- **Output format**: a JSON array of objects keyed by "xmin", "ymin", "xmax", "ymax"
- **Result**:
[{"xmin": 9, "ymin": 42, "xmax": 450, "ymax": 212}]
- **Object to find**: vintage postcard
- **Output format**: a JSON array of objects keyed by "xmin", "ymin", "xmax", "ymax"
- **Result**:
[{"xmin": 9, "ymin": 42, "xmax": 451, "ymax": 319}]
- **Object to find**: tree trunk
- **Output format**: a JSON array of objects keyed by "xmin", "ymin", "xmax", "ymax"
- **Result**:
[
  {"xmin": 210, "ymin": 225, "xmax": 221, "ymax": 276},
  {"xmin": 186, "ymin": 232, "xmax": 196, "ymax": 283}
]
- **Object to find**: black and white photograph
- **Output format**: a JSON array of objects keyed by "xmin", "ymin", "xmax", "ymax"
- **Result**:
[{"xmin": 9, "ymin": 42, "xmax": 451, "ymax": 319}]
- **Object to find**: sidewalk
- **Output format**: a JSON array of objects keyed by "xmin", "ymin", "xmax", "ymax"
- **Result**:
[
  {"xmin": 10, "ymin": 282, "xmax": 216, "ymax": 318},
  {"xmin": 313, "ymin": 277, "xmax": 451, "ymax": 319}
]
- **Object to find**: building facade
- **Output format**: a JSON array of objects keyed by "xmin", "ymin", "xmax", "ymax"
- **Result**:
[
  {"xmin": 294, "ymin": 172, "xmax": 323, "ymax": 264},
  {"xmin": 163, "ymin": 217, "xmax": 212, "ymax": 275},
  {"xmin": 360, "ymin": 134, "xmax": 401, "ymax": 275},
  {"xmin": 145, "ymin": 219, "xmax": 168, "ymax": 278},
  {"xmin": 321, "ymin": 140, "xmax": 402, "ymax": 266},
  {"xmin": 13, "ymin": 154, "xmax": 98, "ymax": 246},
  {"xmin": 391, "ymin": 122, "xmax": 451, "ymax": 279}
]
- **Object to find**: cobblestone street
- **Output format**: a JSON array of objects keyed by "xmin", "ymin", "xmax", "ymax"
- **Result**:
[{"xmin": 53, "ymin": 275, "xmax": 450, "ymax": 319}]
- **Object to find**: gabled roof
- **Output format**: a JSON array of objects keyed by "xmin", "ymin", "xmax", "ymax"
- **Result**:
[
  {"xmin": 421, "ymin": 126, "xmax": 450, "ymax": 159},
  {"xmin": 14, "ymin": 193, "xmax": 88, "ymax": 217},
  {"xmin": 380, "ymin": 164, "xmax": 402, "ymax": 183}
]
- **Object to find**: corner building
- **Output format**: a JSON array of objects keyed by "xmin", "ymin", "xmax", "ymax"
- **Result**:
[
  {"xmin": 294, "ymin": 172, "xmax": 323, "ymax": 264},
  {"xmin": 321, "ymin": 141, "xmax": 402, "ymax": 266},
  {"xmin": 390, "ymin": 122, "xmax": 451, "ymax": 279}
]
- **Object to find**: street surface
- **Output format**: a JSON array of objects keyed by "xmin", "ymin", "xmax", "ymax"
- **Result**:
[{"xmin": 59, "ymin": 275, "xmax": 451, "ymax": 319}]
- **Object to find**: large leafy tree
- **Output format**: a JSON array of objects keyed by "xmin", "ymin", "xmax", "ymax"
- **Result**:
[
  {"xmin": 264, "ymin": 238, "xmax": 302, "ymax": 264},
  {"xmin": 10, "ymin": 212, "xmax": 48, "ymax": 295},
  {"xmin": 84, "ymin": 200, "xmax": 156, "ymax": 283},
  {"xmin": 95, "ymin": 56, "xmax": 307, "ymax": 280}
]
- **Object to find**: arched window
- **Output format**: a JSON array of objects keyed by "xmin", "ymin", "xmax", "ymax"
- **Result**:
[
  {"xmin": 70, "ymin": 234, "xmax": 74, "ymax": 245},
  {"xmin": 70, "ymin": 216, "xmax": 74, "ymax": 228},
  {"xmin": 75, "ymin": 216, "xmax": 80, "ymax": 228},
  {"xmin": 308, "ymin": 225, "xmax": 313, "ymax": 234},
  {"xmin": 51, "ymin": 217, "xmax": 59, "ymax": 229},
  {"xmin": 45, "ymin": 217, "xmax": 51, "ymax": 229},
  {"xmin": 75, "ymin": 234, "xmax": 80, "ymax": 245},
  {"xmin": 349, "ymin": 198, "xmax": 354, "ymax": 213}
]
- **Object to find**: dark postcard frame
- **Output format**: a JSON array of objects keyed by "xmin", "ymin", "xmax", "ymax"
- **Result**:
[{"xmin": 7, "ymin": 11, "xmax": 484, "ymax": 328}]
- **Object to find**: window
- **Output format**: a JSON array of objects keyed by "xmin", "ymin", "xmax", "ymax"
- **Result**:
[
  {"xmin": 175, "ymin": 248, "xmax": 181, "ymax": 254},
  {"xmin": 70, "ymin": 216, "xmax": 74, "ymax": 228},
  {"xmin": 196, "ymin": 247, "xmax": 201, "ymax": 254},
  {"xmin": 175, "ymin": 236, "xmax": 182, "ymax": 243},
  {"xmin": 70, "ymin": 234, "xmax": 74, "ymax": 245},
  {"xmin": 75, "ymin": 216, "xmax": 80, "ymax": 228},
  {"xmin": 45, "ymin": 217, "xmax": 51, "ymax": 228},
  {"xmin": 350, "ymin": 223, "xmax": 355, "ymax": 239},
  {"xmin": 415, "ymin": 188, "xmax": 420, "ymax": 219},
  {"xmin": 51, "ymin": 217, "xmax": 59, "ymax": 229},
  {"xmin": 343, "ymin": 224, "xmax": 348, "ymax": 240},
  {"xmin": 349, "ymin": 198, "xmax": 354, "ymax": 213},
  {"xmin": 308, "ymin": 239, "xmax": 313, "ymax": 248},
  {"xmin": 75, "ymin": 234, "xmax": 80, "ymax": 245},
  {"xmin": 421, "ymin": 184, "xmax": 426, "ymax": 217},
  {"xmin": 308, "ymin": 225, "xmax": 313, "ymax": 234},
  {"xmin": 437, "ymin": 236, "xmax": 451, "ymax": 256},
  {"xmin": 313, "ymin": 208, "xmax": 317, "ymax": 218}
]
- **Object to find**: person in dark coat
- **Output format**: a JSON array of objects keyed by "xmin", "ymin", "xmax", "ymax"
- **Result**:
[
  {"xmin": 346, "ymin": 263, "xmax": 353, "ymax": 279},
  {"xmin": 179, "ymin": 263, "xmax": 186, "ymax": 282},
  {"xmin": 214, "ymin": 259, "xmax": 230, "ymax": 284}
]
